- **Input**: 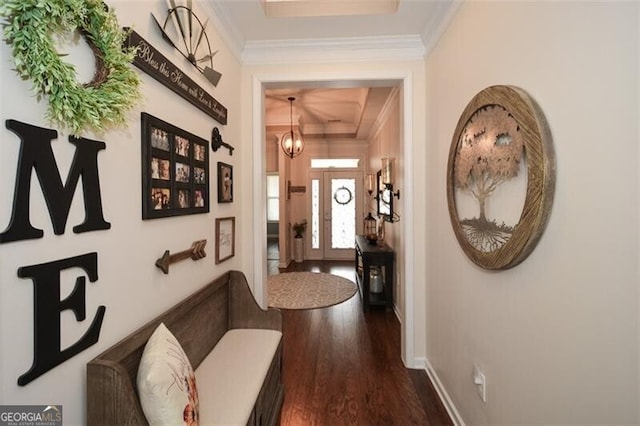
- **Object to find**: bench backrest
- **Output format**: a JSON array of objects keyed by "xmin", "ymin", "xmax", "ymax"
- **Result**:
[{"xmin": 87, "ymin": 272, "xmax": 232, "ymax": 425}]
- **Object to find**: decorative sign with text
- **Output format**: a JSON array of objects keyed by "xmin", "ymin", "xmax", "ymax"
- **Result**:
[
  {"xmin": 290, "ymin": 186, "xmax": 306, "ymax": 193},
  {"xmin": 124, "ymin": 29, "xmax": 228, "ymax": 125}
]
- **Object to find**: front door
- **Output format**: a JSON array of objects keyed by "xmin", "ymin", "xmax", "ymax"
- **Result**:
[{"xmin": 310, "ymin": 171, "xmax": 362, "ymax": 260}]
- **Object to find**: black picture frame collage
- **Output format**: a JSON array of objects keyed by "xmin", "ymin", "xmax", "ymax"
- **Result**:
[{"xmin": 141, "ymin": 112, "xmax": 210, "ymax": 219}]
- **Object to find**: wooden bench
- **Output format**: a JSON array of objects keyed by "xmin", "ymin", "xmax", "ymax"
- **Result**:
[{"xmin": 86, "ymin": 270, "xmax": 284, "ymax": 425}]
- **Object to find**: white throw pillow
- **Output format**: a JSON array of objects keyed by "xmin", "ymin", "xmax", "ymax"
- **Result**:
[{"xmin": 137, "ymin": 323, "xmax": 199, "ymax": 425}]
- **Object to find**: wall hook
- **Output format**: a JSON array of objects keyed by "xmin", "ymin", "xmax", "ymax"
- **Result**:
[{"xmin": 211, "ymin": 127, "xmax": 234, "ymax": 156}]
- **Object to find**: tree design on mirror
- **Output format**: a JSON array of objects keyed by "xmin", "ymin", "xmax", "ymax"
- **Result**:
[
  {"xmin": 454, "ymin": 105, "xmax": 525, "ymax": 252},
  {"xmin": 447, "ymin": 85, "xmax": 555, "ymax": 269}
]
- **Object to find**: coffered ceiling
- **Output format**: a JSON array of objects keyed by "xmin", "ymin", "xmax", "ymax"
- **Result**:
[
  {"xmin": 259, "ymin": 0, "xmax": 400, "ymax": 18},
  {"xmin": 265, "ymin": 86, "xmax": 395, "ymax": 141},
  {"xmin": 209, "ymin": 0, "xmax": 457, "ymax": 60}
]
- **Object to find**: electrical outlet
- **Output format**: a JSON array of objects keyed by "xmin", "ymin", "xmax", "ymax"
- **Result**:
[{"xmin": 473, "ymin": 365, "xmax": 487, "ymax": 403}]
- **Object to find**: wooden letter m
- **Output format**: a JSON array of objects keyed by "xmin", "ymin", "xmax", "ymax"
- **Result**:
[{"xmin": 0, "ymin": 120, "xmax": 110, "ymax": 243}]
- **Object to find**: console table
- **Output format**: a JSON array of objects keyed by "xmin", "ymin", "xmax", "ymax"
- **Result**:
[{"xmin": 355, "ymin": 235, "xmax": 394, "ymax": 312}]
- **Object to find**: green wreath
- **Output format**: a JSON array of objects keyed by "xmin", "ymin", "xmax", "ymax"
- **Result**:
[{"xmin": 0, "ymin": 0, "xmax": 141, "ymax": 135}]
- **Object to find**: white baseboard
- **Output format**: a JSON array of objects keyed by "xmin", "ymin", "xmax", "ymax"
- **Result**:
[
  {"xmin": 424, "ymin": 359, "xmax": 466, "ymax": 426},
  {"xmin": 412, "ymin": 356, "xmax": 427, "ymax": 370},
  {"xmin": 393, "ymin": 305, "xmax": 401, "ymax": 323},
  {"xmin": 277, "ymin": 258, "xmax": 292, "ymax": 269}
]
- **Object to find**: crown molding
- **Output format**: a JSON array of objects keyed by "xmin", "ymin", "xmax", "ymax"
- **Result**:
[
  {"xmin": 242, "ymin": 35, "xmax": 426, "ymax": 65},
  {"xmin": 421, "ymin": 0, "xmax": 462, "ymax": 56},
  {"xmin": 205, "ymin": 0, "xmax": 246, "ymax": 62},
  {"xmin": 370, "ymin": 86, "xmax": 400, "ymax": 140}
]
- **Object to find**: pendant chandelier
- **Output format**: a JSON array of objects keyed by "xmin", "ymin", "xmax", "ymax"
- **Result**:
[{"xmin": 281, "ymin": 96, "xmax": 304, "ymax": 159}]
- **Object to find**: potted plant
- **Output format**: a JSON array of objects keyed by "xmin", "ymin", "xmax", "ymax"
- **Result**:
[
  {"xmin": 292, "ymin": 220, "xmax": 307, "ymax": 263},
  {"xmin": 292, "ymin": 220, "xmax": 307, "ymax": 238}
]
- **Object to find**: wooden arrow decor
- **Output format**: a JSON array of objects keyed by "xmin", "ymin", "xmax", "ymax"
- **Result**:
[{"xmin": 155, "ymin": 239, "xmax": 207, "ymax": 274}]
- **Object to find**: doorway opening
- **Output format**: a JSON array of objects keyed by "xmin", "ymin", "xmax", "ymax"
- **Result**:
[{"xmin": 252, "ymin": 72, "xmax": 417, "ymax": 368}]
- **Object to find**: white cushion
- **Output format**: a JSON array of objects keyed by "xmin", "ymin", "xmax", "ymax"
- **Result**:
[
  {"xmin": 137, "ymin": 323, "xmax": 200, "ymax": 425},
  {"xmin": 196, "ymin": 329, "xmax": 282, "ymax": 425}
]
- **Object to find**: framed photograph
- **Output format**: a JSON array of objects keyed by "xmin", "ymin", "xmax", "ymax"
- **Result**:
[
  {"xmin": 141, "ymin": 112, "xmax": 210, "ymax": 219},
  {"xmin": 217, "ymin": 162, "xmax": 233, "ymax": 203},
  {"xmin": 215, "ymin": 217, "xmax": 235, "ymax": 264},
  {"xmin": 446, "ymin": 85, "xmax": 555, "ymax": 270}
]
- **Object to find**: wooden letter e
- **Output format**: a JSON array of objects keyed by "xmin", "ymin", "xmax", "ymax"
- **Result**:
[{"xmin": 17, "ymin": 252, "xmax": 106, "ymax": 385}]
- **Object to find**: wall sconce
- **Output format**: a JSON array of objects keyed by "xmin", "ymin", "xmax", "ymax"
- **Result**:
[
  {"xmin": 366, "ymin": 173, "xmax": 374, "ymax": 196},
  {"xmin": 380, "ymin": 157, "xmax": 400, "ymax": 199}
]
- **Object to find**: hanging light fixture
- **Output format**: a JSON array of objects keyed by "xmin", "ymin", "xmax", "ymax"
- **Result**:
[{"xmin": 281, "ymin": 96, "xmax": 304, "ymax": 159}]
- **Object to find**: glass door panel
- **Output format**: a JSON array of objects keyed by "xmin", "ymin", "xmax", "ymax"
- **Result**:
[
  {"xmin": 330, "ymin": 178, "xmax": 356, "ymax": 249},
  {"xmin": 323, "ymin": 171, "xmax": 362, "ymax": 259}
]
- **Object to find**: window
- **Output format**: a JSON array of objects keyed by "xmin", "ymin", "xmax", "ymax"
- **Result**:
[
  {"xmin": 266, "ymin": 174, "xmax": 279, "ymax": 221},
  {"xmin": 311, "ymin": 179, "xmax": 319, "ymax": 249}
]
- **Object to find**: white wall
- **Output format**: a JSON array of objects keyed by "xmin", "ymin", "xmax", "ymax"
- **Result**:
[
  {"xmin": 0, "ymin": 2, "xmax": 242, "ymax": 424},
  {"xmin": 425, "ymin": 2, "xmax": 639, "ymax": 424},
  {"xmin": 367, "ymin": 90, "xmax": 403, "ymax": 313},
  {"xmin": 637, "ymin": 5, "xmax": 640, "ymax": 422}
]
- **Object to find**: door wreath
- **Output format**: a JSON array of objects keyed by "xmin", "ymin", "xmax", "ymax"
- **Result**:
[
  {"xmin": 0, "ymin": 0, "xmax": 141, "ymax": 135},
  {"xmin": 333, "ymin": 186, "xmax": 353, "ymax": 205}
]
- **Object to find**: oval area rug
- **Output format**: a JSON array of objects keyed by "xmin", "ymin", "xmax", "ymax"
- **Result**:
[{"xmin": 268, "ymin": 272, "xmax": 357, "ymax": 310}]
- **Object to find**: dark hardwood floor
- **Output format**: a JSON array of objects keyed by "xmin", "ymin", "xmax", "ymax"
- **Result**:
[{"xmin": 269, "ymin": 256, "xmax": 452, "ymax": 425}]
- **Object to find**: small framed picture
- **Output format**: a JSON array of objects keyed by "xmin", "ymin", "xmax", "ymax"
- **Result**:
[
  {"xmin": 215, "ymin": 217, "xmax": 235, "ymax": 264},
  {"xmin": 141, "ymin": 112, "xmax": 209, "ymax": 219},
  {"xmin": 151, "ymin": 188, "xmax": 170, "ymax": 210},
  {"xmin": 217, "ymin": 162, "xmax": 233, "ymax": 203},
  {"xmin": 174, "ymin": 135, "xmax": 190, "ymax": 157},
  {"xmin": 150, "ymin": 126, "xmax": 170, "ymax": 151}
]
